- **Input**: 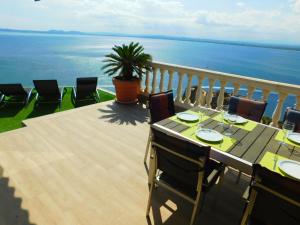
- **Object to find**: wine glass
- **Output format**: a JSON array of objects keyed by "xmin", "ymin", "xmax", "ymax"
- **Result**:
[
  {"xmin": 219, "ymin": 105, "xmax": 229, "ymax": 126},
  {"xmin": 224, "ymin": 112, "xmax": 237, "ymax": 136},
  {"xmin": 280, "ymin": 121, "xmax": 295, "ymax": 148}
]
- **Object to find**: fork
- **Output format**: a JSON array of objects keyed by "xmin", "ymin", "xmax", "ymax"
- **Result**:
[{"xmin": 273, "ymin": 154, "xmax": 278, "ymax": 170}]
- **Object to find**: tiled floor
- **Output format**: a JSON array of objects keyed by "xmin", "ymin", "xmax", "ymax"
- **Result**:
[{"xmin": 0, "ymin": 101, "xmax": 249, "ymax": 225}]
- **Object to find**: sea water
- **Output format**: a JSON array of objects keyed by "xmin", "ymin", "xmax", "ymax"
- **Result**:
[{"xmin": 0, "ymin": 31, "xmax": 300, "ymax": 116}]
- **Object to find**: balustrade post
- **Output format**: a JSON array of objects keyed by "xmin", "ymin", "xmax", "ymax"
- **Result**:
[
  {"xmin": 167, "ymin": 70, "xmax": 174, "ymax": 91},
  {"xmin": 262, "ymin": 89, "xmax": 270, "ymax": 102},
  {"xmin": 206, "ymin": 78, "xmax": 215, "ymax": 108},
  {"xmin": 159, "ymin": 69, "xmax": 166, "ymax": 92},
  {"xmin": 175, "ymin": 72, "xmax": 184, "ymax": 103},
  {"xmin": 151, "ymin": 67, "xmax": 158, "ymax": 94},
  {"xmin": 233, "ymin": 83, "xmax": 240, "ymax": 96},
  {"xmin": 247, "ymin": 86, "xmax": 255, "ymax": 99},
  {"xmin": 296, "ymin": 95, "xmax": 300, "ymax": 110},
  {"xmin": 194, "ymin": 76, "xmax": 204, "ymax": 106},
  {"xmin": 144, "ymin": 70, "xmax": 150, "ymax": 94},
  {"xmin": 217, "ymin": 80, "xmax": 227, "ymax": 110},
  {"xmin": 184, "ymin": 73, "xmax": 193, "ymax": 105},
  {"xmin": 271, "ymin": 92, "xmax": 288, "ymax": 127}
]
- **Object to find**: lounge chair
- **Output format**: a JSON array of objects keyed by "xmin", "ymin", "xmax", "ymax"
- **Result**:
[
  {"xmin": 0, "ymin": 83, "xmax": 32, "ymax": 105},
  {"xmin": 72, "ymin": 77, "xmax": 99, "ymax": 103},
  {"xmin": 144, "ymin": 90, "xmax": 175, "ymax": 164},
  {"xmin": 228, "ymin": 96, "xmax": 267, "ymax": 122},
  {"xmin": 33, "ymin": 80, "xmax": 64, "ymax": 108},
  {"xmin": 240, "ymin": 164, "xmax": 300, "ymax": 225}
]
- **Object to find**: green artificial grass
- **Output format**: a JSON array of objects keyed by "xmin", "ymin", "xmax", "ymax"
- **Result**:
[{"xmin": 0, "ymin": 88, "xmax": 115, "ymax": 133}]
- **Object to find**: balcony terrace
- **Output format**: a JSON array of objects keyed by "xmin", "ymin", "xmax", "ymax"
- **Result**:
[
  {"xmin": 0, "ymin": 100, "xmax": 249, "ymax": 225},
  {"xmin": 0, "ymin": 62, "xmax": 299, "ymax": 225}
]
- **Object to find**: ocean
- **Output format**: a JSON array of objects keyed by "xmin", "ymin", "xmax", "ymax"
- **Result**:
[{"xmin": 0, "ymin": 31, "xmax": 300, "ymax": 117}]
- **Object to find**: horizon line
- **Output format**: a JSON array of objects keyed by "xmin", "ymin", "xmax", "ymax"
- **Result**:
[{"xmin": 1, "ymin": 27, "xmax": 300, "ymax": 51}]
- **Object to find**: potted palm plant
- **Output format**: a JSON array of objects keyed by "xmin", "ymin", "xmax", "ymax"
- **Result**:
[{"xmin": 102, "ymin": 42, "xmax": 152, "ymax": 104}]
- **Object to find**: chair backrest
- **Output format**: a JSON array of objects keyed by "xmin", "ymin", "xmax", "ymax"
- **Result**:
[
  {"xmin": 182, "ymin": 85, "xmax": 198, "ymax": 103},
  {"xmin": 76, "ymin": 77, "xmax": 98, "ymax": 99},
  {"xmin": 248, "ymin": 164, "xmax": 300, "ymax": 225},
  {"xmin": 33, "ymin": 80, "xmax": 60, "ymax": 98},
  {"xmin": 283, "ymin": 107, "xmax": 300, "ymax": 132},
  {"xmin": 151, "ymin": 128, "xmax": 210, "ymax": 189},
  {"xmin": 0, "ymin": 84, "xmax": 27, "ymax": 97},
  {"xmin": 228, "ymin": 96, "xmax": 267, "ymax": 122},
  {"xmin": 149, "ymin": 90, "xmax": 175, "ymax": 124}
]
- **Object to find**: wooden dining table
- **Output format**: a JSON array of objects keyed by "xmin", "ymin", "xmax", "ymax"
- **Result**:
[{"xmin": 151, "ymin": 106, "xmax": 300, "ymax": 176}]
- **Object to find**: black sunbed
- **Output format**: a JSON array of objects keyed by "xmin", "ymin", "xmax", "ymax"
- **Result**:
[
  {"xmin": 33, "ymin": 80, "xmax": 64, "ymax": 108},
  {"xmin": 0, "ymin": 83, "xmax": 32, "ymax": 105},
  {"xmin": 72, "ymin": 77, "xmax": 99, "ymax": 103}
]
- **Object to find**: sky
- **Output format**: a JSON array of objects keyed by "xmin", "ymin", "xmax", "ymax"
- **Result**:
[{"xmin": 0, "ymin": 0, "xmax": 300, "ymax": 44}]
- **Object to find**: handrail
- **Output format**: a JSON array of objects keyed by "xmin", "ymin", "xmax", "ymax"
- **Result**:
[
  {"xmin": 151, "ymin": 61, "xmax": 300, "ymax": 95},
  {"xmin": 142, "ymin": 61, "xmax": 300, "ymax": 127}
]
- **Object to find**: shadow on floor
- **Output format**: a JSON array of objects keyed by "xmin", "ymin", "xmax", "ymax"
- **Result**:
[
  {"xmin": 74, "ymin": 99, "xmax": 98, "ymax": 108},
  {"xmin": 27, "ymin": 103, "xmax": 59, "ymax": 119},
  {"xmin": 98, "ymin": 102, "xmax": 149, "ymax": 125},
  {"xmin": 0, "ymin": 167, "xmax": 35, "ymax": 225},
  {"xmin": 146, "ymin": 169, "xmax": 249, "ymax": 225},
  {"xmin": 0, "ymin": 102, "xmax": 24, "ymax": 118}
]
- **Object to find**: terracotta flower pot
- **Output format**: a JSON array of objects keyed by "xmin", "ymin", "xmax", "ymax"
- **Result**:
[{"xmin": 112, "ymin": 77, "xmax": 141, "ymax": 104}]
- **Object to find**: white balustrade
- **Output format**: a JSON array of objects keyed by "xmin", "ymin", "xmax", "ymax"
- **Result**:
[
  {"xmin": 233, "ymin": 83, "xmax": 240, "ymax": 96},
  {"xmin": 151, "ymin": 67, "xmax": 158, "ymax": 94},
  {"xmin": 167, "ymin": 70, "xmax": 174, "ymax": 91},
  {"xmin": 217, "ymin": 80, "xmax": 227, "ymax": 110},
  {"xmin": 175, "ymin": 72, "xmax": 184, "ymax": 103},
  {"xmin": 184, "ymin": 73, "xmax": 193, "ymax": 105},
  {"xmin": 142, "ymin": 61, "xmax": 300, "ymax": 127},
  {"xmin": 159, "ymin": 69, "xmax": 166, "ymax": 92},
  {"xmin": 194, "ymin": 76, "xmax": 204, "ymax": 106},
  {"xmin": 144, "ymin": 70, "xmax": 150, "ymax": 94},
  {"xmin": 206, "ymin": 78, "xmax": 215, "ymax": 108},
  {"xmin": 271, "ymin": 92, "xmax": 288, "ymax": 127},
  {"xmin": 296, "ymin": 95, "xmax": 300, "ymax": 110},
  {"xmin": 247, "ymin": 86, "xmax": 255, "ymax": 99},
  {"xmin": 262, "ymin": 89, "xmax": 270, "ymax": 102}
]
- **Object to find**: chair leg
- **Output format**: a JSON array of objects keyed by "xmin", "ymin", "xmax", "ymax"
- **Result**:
[
  {"xmin": 96, "ymin": 90, "xmax": 100, "ymax": 102},
  {"xmin": 0, "ymin": 95, "xmax": 4, "ymax": 104},
  {"xmin": 212, "ymin": 169, "xmax": 225, "ymax": 209},
  {"xmin": 190, "ymin": 191, "xmax": 202, "ymax": 225},
  {"xmin": 240, "ymin": 191, "xmax": 257, "ymax": 225},
  {"xmin": 144, "ymin": 130, "xmax": 152, "ymax": 164},
  {"xmin": 236, "ymin": 171, "xmax": 242, "ymax": 184},
  {"xmin": 146, "ymin": 181, "xmax": 155, "ymax": 217}
]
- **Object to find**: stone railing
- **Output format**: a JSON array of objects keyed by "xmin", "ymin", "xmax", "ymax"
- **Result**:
[{"xmin": 141, "ymin": 61, "xmax": 300, "ymax": 127}]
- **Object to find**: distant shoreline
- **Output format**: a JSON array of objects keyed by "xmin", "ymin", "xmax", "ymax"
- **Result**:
[{"xmin": 1, "ymin": 28, "xmax": 300, "ymax": 52}]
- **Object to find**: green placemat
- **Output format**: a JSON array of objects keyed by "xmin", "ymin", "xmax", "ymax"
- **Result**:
[
  {"xmin": 170, "ymin": 110, "xmax": 210, "ymax": 127},
  {"xmin": 180, "ymin": 126, "xmax": 236, "ymax": 152},
  {"xmin": 212, "ymin": 114, "xmax": 257, "ymax": 132},
  {"xmin": 275, "ymin": 130, "xmax": 300, "ymax": 148},
  {"xmin": 259, "ymin": 151, "xmax": 287, "ymax": 176}
]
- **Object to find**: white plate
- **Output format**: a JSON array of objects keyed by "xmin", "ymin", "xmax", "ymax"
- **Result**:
[
  {"xmin": 177, "ymin": 112, "xmax": 199, "ymax": 122},
  {"xmin": 196, "ymin": 129, "xmax": 223, "ymax": 142},
  {"xmin": 224, "ymin": 113, "xmax": 247, "ymax": 124},
  {"xmin": 287, "ymin": 133, "xmax": 300, "ymax": 145},
  {"xmin": 278, "ymin": 160, "xmax": 300, "ymax": 180}
]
